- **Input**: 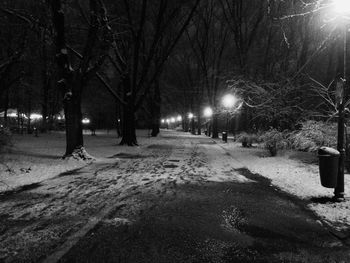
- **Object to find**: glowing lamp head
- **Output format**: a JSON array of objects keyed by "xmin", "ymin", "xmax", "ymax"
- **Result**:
[
  {"xmin": 333, "ymin": 0, "xmax": 350, "ymax": 14},
  {"xmin": 161, "ymin": 119, "xmax": 165, "ymax": 123},
  {"xmin": 203, "ymin": 107, "xmax": 213, "ymax": 118},
  {"xmin": 171, "ymin": 117, "xmax": 176, "ymax": 123},
  {"xmin": 166, "ymin": 119, "xmax": 170, "ymax": 123},
  {"xmin": 177, "ymin": 115, "xmax": 182, "ymax": 122},
  {"xmin": 188, "ymin": 113, "xmax": 194, "ymax": 119},
  {"xmin": 222, "ymin": 94, "xmax": 236, "ymax": 109},
  {"xmin": 82, "ymin": 118, "xmax": 90, "ymax": 124}
]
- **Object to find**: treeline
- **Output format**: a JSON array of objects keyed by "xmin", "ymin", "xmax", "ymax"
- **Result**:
[
  {"xmin": 0, "ymin": 0, "xmax": 345, "ymax": 156},
  {"xmin": 163, "ymin": 0, "xmax": 345, "ymax": 136}
]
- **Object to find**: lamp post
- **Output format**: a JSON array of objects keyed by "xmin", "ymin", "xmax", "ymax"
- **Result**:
[
  {"xmin": 332, "ymin": 0, "xmax": 350, "ymax": 200},
  {"xmin": 222, "ymin": 94, "xmax": 236, "ymax": 142},
  {"xmin": 188, "ymin": 113, "xmax": 195, "ymax": 134},
  {"xmin": 204, "ymin": 107, "xmax": 213, "ymax": 136},
  {"xmin": 166, "ymin": 119, "xmax": 170, "ymax": 129}
]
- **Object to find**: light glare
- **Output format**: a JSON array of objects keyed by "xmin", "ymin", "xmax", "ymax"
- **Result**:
[
  {"xmin": 82, "ymin": 118, "xmax": 90, "ymax": 124},
  {"xmin": 30, "ymin": 113, "xmax": 42, "ymax": 120},
  {"xmin": 333, "ymin": 0, "xmax": 350, "ymax": 14},
  {"xmin": 222, "ymin": 94, "xmax": 236, "ymax": 109},
  {"xmin": 203, "ymin": 107, "xmax": 213, "ymax": 118}
]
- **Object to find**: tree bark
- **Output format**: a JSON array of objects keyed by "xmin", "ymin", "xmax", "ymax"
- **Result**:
[
  {"xmin": 151, "ymin": 79, "xmax": 161, "ymax": 137},
  {"xmin": 197, "ymin": 112, "xmax": 201, "ymax": 135},
  {"xmin": 64, "ymin": 76, "xmax": 84, "ymax": 154},
  {"xmin": 120, "ymin": 76, "xmax": 138, "ymax": 146},
  {"xmin": 115, "ymin": 99, "xmax": 122, "ymax": 138},
  {"xmin": 51, "ymin": 0, "xmax": 84, "ymax": 156},
  {"xmin": 119, "ymin": 98, "xmax": 137, "ymax": 146},
  {"xmin": 212, "ymin": 114, "xmax": 219, "ymax": 138}
]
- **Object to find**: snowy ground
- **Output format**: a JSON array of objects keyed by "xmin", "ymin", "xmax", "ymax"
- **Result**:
[
  {"xmin": 0, "ymin": 129, "xmax": 349, "ymax": 262},
  {"xmin": 218, "ymin": 139, "xmax": 350, "ymax": 231}
]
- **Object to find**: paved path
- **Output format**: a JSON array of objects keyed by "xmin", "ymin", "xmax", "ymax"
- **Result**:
[
  {"xmin": 61, "ymin": 133, "xmax": 349, "ymax": 262},
  {"xmin": 0, "ymin": 131, "xmax": 349, "ymax": 262}
]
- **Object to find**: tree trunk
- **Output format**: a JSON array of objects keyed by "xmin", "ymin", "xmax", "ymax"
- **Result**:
[
  {"xmin": 115, "ymin": 100, "xmax": 122, "ymax": 138},
  {"xmin": 211, "ymin": 114, "xmax": 219, "ymax": 138},
  {"xmin": 151, "ymin": 80, "xmax": 161, "ymax": 137},
  {"xmin": 41, "ymin": 69, "xmax": 50, "ymax": 133},
  {"xmin": 197, "ymin": 113, "xmax": 201, "ymax": 135},
  {"xmin": 64, "ymin": 78, "xmax": 84, "ymax": 155},
  {"xmin": 51, "ymin": 0, "xmax": 86, "ymax": 157},
  {"xmin": 120, "ymin": 77, "xmax": 137, "ymax": 146},
  {"xmin": 119, "ymin": 101, "xmax": 137, "ymax": 146},
  {"xmin": 4, "ymin": 89, "xmax": 9, "ymax": 126}
]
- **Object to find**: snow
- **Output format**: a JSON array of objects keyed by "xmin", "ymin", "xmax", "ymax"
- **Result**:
[
  {"xmin": 0, "ymin": 129, "xmax": 350, "ymax": 261},
  {"xmin": 217, "ymin": 139, "xmax": 350, "ymax": 231}
]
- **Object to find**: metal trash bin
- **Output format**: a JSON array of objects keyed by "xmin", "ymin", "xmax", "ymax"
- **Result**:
[
  {"xmin": 318, "ymin": 147, "xmax": 340, "ymax": 188},
  {"xmin": 222, "ymin": 132, "xmax": 227, "ymax": 142}
]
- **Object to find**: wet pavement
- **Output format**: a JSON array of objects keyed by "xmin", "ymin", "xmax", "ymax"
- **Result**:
[
  {"xmin": 1, "ymin": 132, "xmax": 350, "ymax": 262},
  {"xmin": 60, "ymin": 136, "xmax": 349, "ymax": 262}
]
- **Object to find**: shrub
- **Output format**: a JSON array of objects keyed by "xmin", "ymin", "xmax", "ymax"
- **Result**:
[
  {"xmin": 0, "ymin": 126, "xmax": 12, "ymax": 151},
  {"xmin": 259, "ymin": 129, "xmax": 289, "ymax": 156},
  {"xmin": 236, "ymin": 132, "xmax": 258, "ymax": 147},
  {"xmin": 289, "ymin": 121, "xmax": 336, "ymax": 152}
]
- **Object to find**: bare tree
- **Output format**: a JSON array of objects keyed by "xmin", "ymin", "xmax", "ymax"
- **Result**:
[
  {"xmin": 50, "ymin": 0, "xmax": 108, "ymax": 157},
  {"xmin": 99, "ymin": 0, "xmax": 200, "ymax": 145}
]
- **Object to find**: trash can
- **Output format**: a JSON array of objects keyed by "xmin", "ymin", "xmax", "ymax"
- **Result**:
[
  {"xmin": 318, "ymin": 147, "xmax": 340, "ymax": 188},
  {"xmin": 222, "ymin": 132, "xmax": 227, "ymax": 142}
]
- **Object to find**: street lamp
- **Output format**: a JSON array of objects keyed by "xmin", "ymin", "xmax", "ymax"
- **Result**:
[
  {"xmin": 333, "ymin": 0, "xmax": 350, "ymax": 14},
  {"xmin": 188, "ymin": 113, "xmax": 195, "ymax": 134},
  {"xmin": 222, "ymin": 94, "xmax": 237, "ymax": 109},
  {"xmin": 203, "ymin": 107, "xmax": 213, "ymax": 136},
  {"xmin": 332, "ymin": 0, "xmax": 350, "ymax": 200},
  {"xmin": 221, "ymin": 94, "xmax": 237, "ymax": 142},
  {"xmin": 82, "ymin": 118, "xmax": 90, "ymax": 124},
  {"xmin": 203, "ymin": 107, "xmax": 213, "ymax": 118}
]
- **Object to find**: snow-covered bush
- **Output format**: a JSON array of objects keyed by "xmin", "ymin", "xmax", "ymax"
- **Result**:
[
  {"xmin": 289, "ymin": 121, "xmax": 336, "ymax": 152},
  {"xmin": 236, "ymin": 132, "xmax": 258, "ymax": 147},
  {"xmin": 0, "ymin": 126, "xmax": 12, "ymax": 151},
  {"xmin": 259, "ymin": 129, "xmax": 289, "ymax": 156}
]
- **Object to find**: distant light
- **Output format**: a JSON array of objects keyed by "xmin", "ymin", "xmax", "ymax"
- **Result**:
[
  {"xmin": 188, "ymin": 113, "xmax": 194, "ymax": 119},
  {"xmin": 203, "ymin": 107, "xmax": 213, "ymax": 118},
  {"xmin": 161, "ymin": 119, "xmax": 165, "ymax": 123},
  {"xmin": 57, "ymin": 116, "xmax": 62, "ymax": 120},
  {"xmin": 166, "ymin": 119, "xmax": 170, "ymax": 123},
  {"xmin": 8, "ymin": 112, "xmax": 17, "ymax": 118},
  {"xmin": 177, "ymin": 115, "xmax": 182, "ymax": 122},
  {"xmin": 82, "ymin": 118, "xmax": 90, "ymax": 124},
  {"xmin": 171, "ymin": 117, "xmax": 176, "ymax": 123},
  {"xmin": 118, "ymin": 119, "xmax": 121, "ymax": 122},
  {"xmin": 333, "ymin": 0, "xmax": 350, "ymax": 14},
  {"xmin": 30, "ymin": 113, "xmax": 42, "ymax": 120},
  {"xmin": 222, "ymin": 94, "xmax": 236, "ymax": 109}
]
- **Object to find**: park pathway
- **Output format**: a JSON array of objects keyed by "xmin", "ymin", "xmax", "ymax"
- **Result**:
[{"xmin": 0, "ymin": 131, "xmax": 349, "ymax": 262}]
